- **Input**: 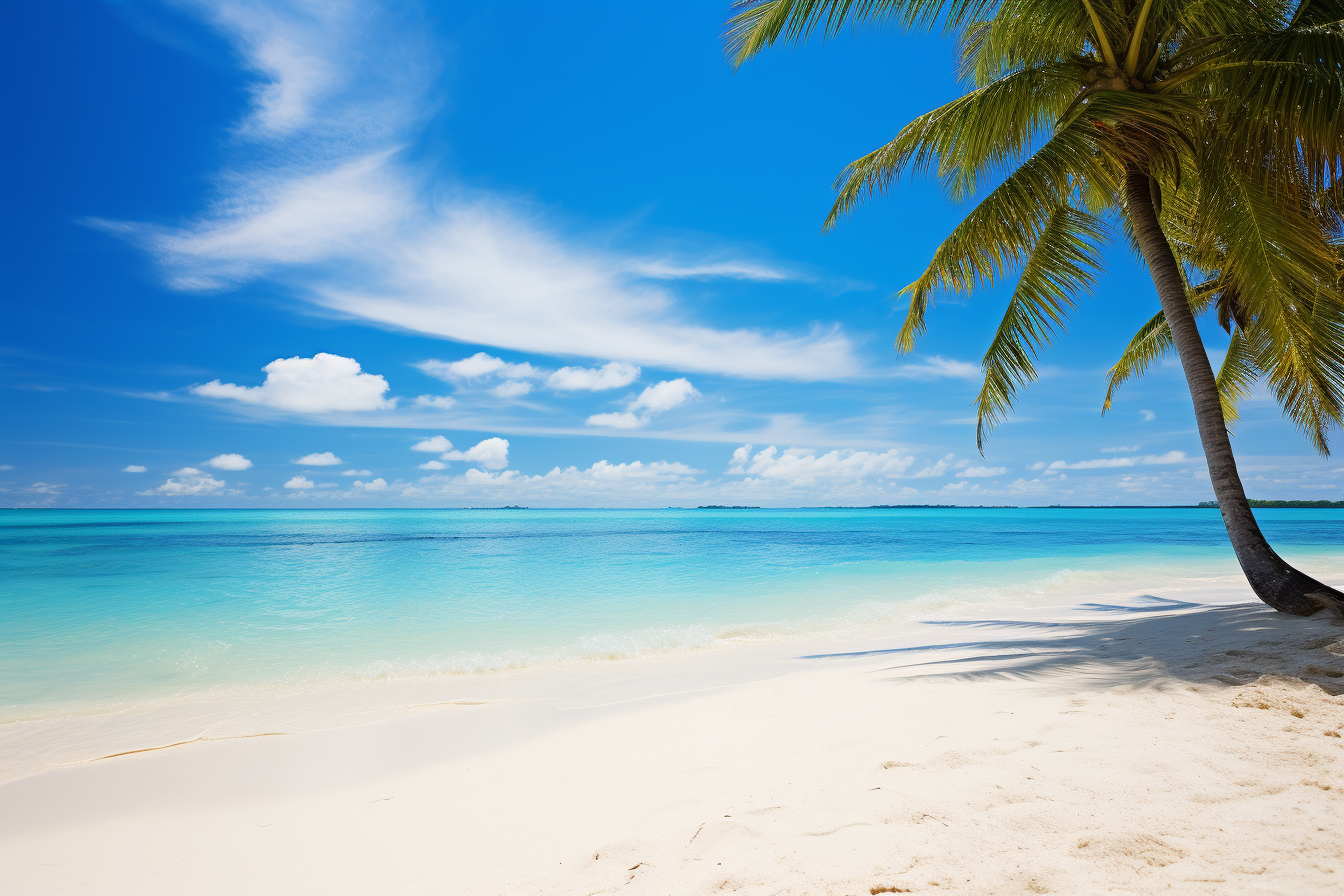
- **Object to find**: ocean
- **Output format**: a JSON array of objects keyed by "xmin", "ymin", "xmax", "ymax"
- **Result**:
[{"xmin": 2, "ymin": 507, "xmax": 1341, "ymax": 721}]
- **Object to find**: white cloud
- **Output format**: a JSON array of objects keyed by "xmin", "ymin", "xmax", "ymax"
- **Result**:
[
  {"xmin": 441, "ymin": 437, "xmax": 509, "ymax": 470},
  {"xmin": 352, "ymin": 477, "xmax": 388, "ymax": 490},
  {"xmin": 97, "ymin": 5, "xmax": 857, "ymax": 382},
  {"xmin": 140, "ymin": 467, "xmax": 225, "ymax": 496},
  {"xmin": 284, "ymin": 475, "xmax": 315, "ymax": 489},
  {"xmin": 418, "ymin": 460, "xmax": 446, "ymax": 470},
  {"xmin": 193, "ymin": 353, "xmax": 393, "ymax": 413},
  {"xmin": 894, "ymin": 356, "xmax": 979, "ymax": 380},
  {"xmin": 627, "ymin": 258, "xmax": 794, "ymax": 282},
  {"xmin": 914, "ymin": 453, "xmax": 957, "ymax": 478},
  {"xmin": 491, "ymin": 380, "xmax": 533, "ymax": 399},
  {"xmin": 1046, "ymin": 451, "xmax": 1191, "ymax": 470},
  {"xmin": 293, "ymin": 451, "xmax": 342, "ymax": 466},
  {"xmin": 580, "ymin": 460, "xmax": 702, "ymax": 481},
  {"xmin": 122, "ymin": 465, "xmax": 147, "ymax": 473},
  {"xmin": 585, "ymin": 411, "xmax": 644, "ymax": 429},
  {"xmin": 341, "ymin": 469, "xmax": 372, "ymax": 476},
  {"xmin": 411, "ymin": 435, "xmax": 452, "ymax": 452},
  {"xmin": 956, "ymin": 465, "xmax": 1007, "ymax": 478},
  {"xmin": 1101, "ymin": 445, "xmax": 1139, "ymax": 453},
  {"xmin": 1140, "ymin": 409, "xmax": 1156, "ymax": 421},
  {"xmin": 547, "ymin": 361, "xmax": 640, "ymax": 391},
  {"xmin": 727, "ymin": 445, "xmax": 914, "ymax": 485},
  {"xmin": 418, "ymin": 353, "xmax": 540, "ymax": 384},
  {"xmin": 587, "ymin": 378, "xmax": 698, "ymax": 429},
  {"xmin": 727, "ymin": 444, "xmax": 753, "ymax": 474},
  {"xmin": 633, "ymin": 378, "xmax": 697, "ymax": 413},
  {"xmin": 206, "ymin": 453, "xmax": 253, "ymax": 471},
  {"xmin": 413, "ymin": 394, "xmax": 456, "ymax": 409},
  {"xmin": 25, "ymin": 482, "xmax": 66, "ymax": 495}
]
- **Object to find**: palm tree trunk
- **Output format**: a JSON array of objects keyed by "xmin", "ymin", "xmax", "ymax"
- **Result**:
[{"xmin": 1123, "ymin": 164, "xmax": 1343, "ymax": 616}]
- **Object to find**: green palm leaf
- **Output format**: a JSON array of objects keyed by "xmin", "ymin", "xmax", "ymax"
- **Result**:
[{"xmin": 976, "ymin": 203, "xmax": 1104, "ymax": 450}]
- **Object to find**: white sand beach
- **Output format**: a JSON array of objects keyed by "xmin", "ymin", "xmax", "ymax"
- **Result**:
[{"xmin": 3, "ymin": 586, "xmax": 1342, "ymax": 895}]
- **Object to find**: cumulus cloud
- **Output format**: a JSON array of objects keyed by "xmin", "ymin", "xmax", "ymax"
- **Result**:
[
  {"xmin": 441, "ymin": 437, "xmax": 510, "ymax": 470},
  {"xmin": 96, "ymin": 3, "xmax": 857, "ymax": 381},
  {"xmin": 284, "ymin": 475, "xmax": 315, "ymax": 489},
  {"xmin": 341, "ymin": 469, "xmax": 372, "ymax": 476},
  {"xmin": 351, "ymin": 477, "xmax": 388, "ymax": 490},
  {"xmin": 122, "ymin": 465, "xmax": 147, "ymax": 473},
  {"xmin": 206, "ymin": 453, "xmax": 253, "ymax": 470},
  {"xmin": 547, "ymin": 362, "xmax": 640, "ymax": 391},
  {"xmin": 418, "ymin": 353, "xmax": 540, "ymax": 383},
  {"xmin": 293, "ymin": 451, "xmax": 342, "ymax": 466},
  {"xmin": 410, "ymin": 435, "xmax": 510, "ymax": 470},
  {"xmin": 1140, "ymin": 409, "xmax": 1156, "ymax": 421},
  {"xmin": 1101, "ymin": 445, "xmax": 1139, "ymax": 453},
  {"xmin": 726, "ymin": 444, "xmax": 914, "ymax": 485},
  {"xmin": 411, "ymin": 435, "xmax": 452, "ymax": 452},
  {"xmin": 140, "ymin": 467, "xmax": 225, "ymax": 496},
  {"xmin": 893, "ymin": 356, "xmax": 979, "ymax": 380},
  {"xmin": 633, "ymin": 378, "xmax": 697, "ymax": 413},
  {"xmin": 585, "ymin": 411, "xmax": 645, "ymax": 429},
  {"xmin": 587, "ymin": 378, "xmax": 698, "ymax": 429},
  {"xmin": 192, "ymin": 353, "xmax": 393, "ymax": 413}
]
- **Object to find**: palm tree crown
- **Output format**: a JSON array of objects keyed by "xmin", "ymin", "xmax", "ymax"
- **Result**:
[
  {"xmin": 728, "ymin": 0, "xmax": 1344, "ymax": 615},
  {"xmin": 729, "ymin": 0, "xmax": 1343, "ymax": 450}
]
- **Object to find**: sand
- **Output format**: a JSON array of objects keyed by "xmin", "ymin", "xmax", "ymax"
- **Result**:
[{"xmin": 2, "ymin": 589, "xmax": 1342, "ymax": 894}]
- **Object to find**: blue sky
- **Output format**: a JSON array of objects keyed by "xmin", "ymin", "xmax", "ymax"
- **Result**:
[{"xmin": 3, "ymin": 0, "xmax": 1340, "ymax": 507}]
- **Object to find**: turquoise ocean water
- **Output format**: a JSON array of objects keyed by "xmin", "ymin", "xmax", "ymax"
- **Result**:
[{"xmin": 3, "ymin": 507, "xmax": 1341, "ymax": 720}]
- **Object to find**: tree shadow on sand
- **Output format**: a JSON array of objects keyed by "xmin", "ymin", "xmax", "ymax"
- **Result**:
[{"xmin": 802, "ymin": 596, "xmax": 1344, "ymax": 694}]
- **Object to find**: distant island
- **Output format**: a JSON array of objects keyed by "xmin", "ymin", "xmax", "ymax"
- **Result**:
[
  {"xmin": 470, "ymin": 505, "xmax": 528, "ymax": 510},
  {"xmin": 1198, "ymin": 500, "xmax": 1344, "ymax": 509},
  {"xmin": 824, "ymin": 504, "xmax": 1019, "ymax": 509},
  {"xmin": 696, "ymin": 505, "xmax": 761, "ymax": 509}
]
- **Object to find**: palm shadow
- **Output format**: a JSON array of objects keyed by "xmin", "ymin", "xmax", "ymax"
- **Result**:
[{"xmin": 802, "ymin": 596, "xmax": 1344, "ymax": 693}]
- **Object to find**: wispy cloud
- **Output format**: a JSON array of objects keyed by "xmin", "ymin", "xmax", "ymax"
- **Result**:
[
  {"xmin": 726, "ymin": 444, "xmax": 915, "ymax": 485},
  {"xmin": 1031, "ymin": 450, "xmax": 1193, "ymax": 471},
  {"xmin": 96, "ymin": 2, "xmax": 859, "ymax": 381},
  {"xmin": 893, "ymin": 356, "xmax": 980, "ymax": 380}
]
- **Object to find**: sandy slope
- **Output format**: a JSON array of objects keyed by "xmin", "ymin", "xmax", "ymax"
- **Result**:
[{"xmin": 2, "ymin": 595, "xmax": 1342, "ymax": 895}]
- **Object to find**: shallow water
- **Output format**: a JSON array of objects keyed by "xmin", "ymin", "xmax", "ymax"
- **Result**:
[{"xmin": 3, "ymin": 507, "xmax": 1341, "ymax": 719}]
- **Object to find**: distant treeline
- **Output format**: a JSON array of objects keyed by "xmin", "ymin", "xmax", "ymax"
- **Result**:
[
  {"xmin": 825, "ymin": 504, "xmax": 1018, "ymax": 509},
  {"xmin": 696, "ymin": 505, "xmax": 761, "ymax": 509},
  {"xmin": 1198, "ymin": 500, "xmax": 1344, "ymax": 509}
]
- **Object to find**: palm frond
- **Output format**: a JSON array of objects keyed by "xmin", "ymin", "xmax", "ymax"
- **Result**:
[
  {"xmin": 725, "ymin": 0, "xmax": 996, "ymax": 67},
  {"xmin": 824, "ymin": 61, "xmax": 1084, "ymax": 211},
  {"xmin": 1216, "ymin": 328, "xmax": 1260, "ymax": 427},
  {"xmin": 1102, "ymin": 309, "xmax": 1171, "ymax": 414},
  {"xmin": 976, "ymin": 203, "xmax": 1104, "ymax": 450},
  {"xmin": 891, "ymin": 118, "xmax": 1116, "ymax": 351}
]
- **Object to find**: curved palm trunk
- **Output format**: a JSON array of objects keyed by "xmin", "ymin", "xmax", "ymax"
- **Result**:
[{"xmin": 1124, "ymin": 165, "xmax": 1343, "ymax": 616}]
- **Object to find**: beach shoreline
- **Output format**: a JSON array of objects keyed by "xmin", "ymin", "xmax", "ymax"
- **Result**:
[{"xmin": 3, "ymin": 581, "xmax": 1342, "ymax": 894}]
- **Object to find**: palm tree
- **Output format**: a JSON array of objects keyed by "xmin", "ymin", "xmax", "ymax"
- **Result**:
[{"xmin": 727, "ymin": 0, "xmax": 1344, "ymax": 616}]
